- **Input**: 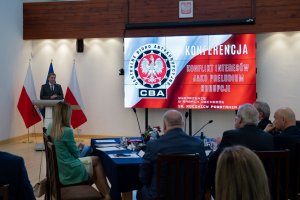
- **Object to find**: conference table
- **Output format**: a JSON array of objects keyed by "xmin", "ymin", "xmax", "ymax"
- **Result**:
[
  {"xmin": 91, "ymin": 137, "xmax": 215, "ymax": 200},
  {"xmin": 91, "ymin": 138, "xmax": 144, "ymax": 200}
]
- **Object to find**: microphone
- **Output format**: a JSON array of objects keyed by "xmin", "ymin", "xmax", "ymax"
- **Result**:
[
  {"xmin": 193, "ymin": 120, "xmax": 213, "ymax": 136},
  {"xmin": 132, "ymin": 108, "xmax": 142, "ymax": 134},
  {"xmin": 184, "ymin": 111, "xmax": 189, "ymax": 132}
]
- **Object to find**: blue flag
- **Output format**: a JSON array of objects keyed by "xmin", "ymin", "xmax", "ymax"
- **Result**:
[{"xmin": 46, "ymin": 62, "xmax": 54, "ymax": 83}]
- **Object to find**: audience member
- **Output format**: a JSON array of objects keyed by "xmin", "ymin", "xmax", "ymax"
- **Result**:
[
  {"xmin": 207, "ymin": 103, "xmax": 274, "ymax": 196},
  {"xmin": 0, "ymin": 151, "xmax": 36, "ymax": 200},
  {"xmin": 253, "ymin": 101, "xmax": 272, "ymax": 130},
  {"xmin": 215, "ymin": 145, "xmax": 270, "ymax": 200},
  {"xmin": 137, "ymin": 109, "xmax": 207, "ymax": 200},
  {"xmin": 46, "ymin": 101, "xmax": 111, "ymax": 200},
  {"xmin": 265, "ymin": 107, "xmax": 300, "ymax": 199}
]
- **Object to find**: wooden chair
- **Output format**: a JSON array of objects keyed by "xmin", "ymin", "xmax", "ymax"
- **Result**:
[
  {"xmin": 43, "ymin": 132, "xmax": 51, "ymax": 200},
  {"xmin": 296, "ymin": 143, "xmax": 300, "ymax": 200},
  {"xmin": 45, "ymin": 140, "xmax": 102, "ymax": 200},
  {"xmin": 254, "ymin": 149, "xmax": 290, "ymax": 200},
  {"xmin": 156, "ymin": 153, "xmax": 202, "ymax": 200},
  {"xmin": 0, "ymin": 184, "xmax": 9, "ymax": 200}
]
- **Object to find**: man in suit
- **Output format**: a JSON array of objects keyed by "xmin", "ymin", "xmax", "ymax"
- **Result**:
[
  {"xmin": 265, "ymin": 107, "xmax": 300, "ymax": 199},
  {"xmin": 207, "ymin": 103, "xmax": 274, "ymax": 196},
  {"xmin": 253, "ymin": 101, "xmax": 272, "ymax": 130},
  {"xmin": 40, "ymin": 73, "xmax": 64, "ymax": 118},
  {"xmin": 40, "ymin": 73, "xmax": 64, "ymax": 100},
  {"xmin": 0, "ymin": 151, "xmax": 36, "ymax": 200},
  {"xmin": 137, "ymin": 109, "xmax": 207, "ymax": 200}
]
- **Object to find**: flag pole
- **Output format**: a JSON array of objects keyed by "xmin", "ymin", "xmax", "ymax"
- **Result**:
[
  {"xmin": 75, "ymin": 128, "xmax": 83, "ymax": 142},
  {"xmin": 22, "ymin": 127, "xmax": 33, "ymax": 143}
]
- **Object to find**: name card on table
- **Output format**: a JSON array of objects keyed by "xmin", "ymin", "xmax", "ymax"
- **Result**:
[
  {"xmin": 96, "ymin": 147, "xmax": 125, "ymax": 151},
  {"xmin": 109, "ymin": 153, "xmax": 140, "ymax": 158},
  {"xmin": 95, "ymin": 139, "xmax": 116, "ymax": 143},
  {"xmin": 95, "ymin": 143, "xmax": 119, "ymax": 148}
]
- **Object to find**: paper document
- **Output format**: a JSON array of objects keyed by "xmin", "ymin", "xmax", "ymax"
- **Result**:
[
  {"xmin": 205, "ymin": 150, "xmax": 212, "ymax": 156},
  {"xmin": 109, "ymin": 153, "xmax": 140, "ymax": 158},
  {"xmin": 96, "ymin": 147, "xmax": 124, "ymax": 151},
  {"xmin": 95, "ymin": 139, "xmax": 116, "ymax": 143},
  {"xmin": 95, "ymin": 143, "xmax": 119, "ymax": 148}
]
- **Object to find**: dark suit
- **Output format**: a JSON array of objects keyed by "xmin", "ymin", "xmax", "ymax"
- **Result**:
[
  {"xmin": 207, "ymin": 124, "xmax": 274, "ymax": 195},
  {"xmin": 274, "ymin": 125, "xmax": 300, "ymax": 199},
  {"xmin": 138, "ymin": 128, "xmax": 207, "ymax": 200},
  {"xmin": 0, "ymin": 151, "xmax": 35, "ymax": 200},
  {"xmin": 40, "ymin": 83, "xmax": 64, "ymax": 118},
  {"xmin": 40, "ymin": 83, "xmax": 64, "ymax": 100},
  {"xmin": 257, "ymin": 118, "xmax": 272, "ymax": 130}
]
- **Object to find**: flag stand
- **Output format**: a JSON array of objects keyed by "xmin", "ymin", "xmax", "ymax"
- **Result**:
[
  {"xmin": 76, "ymin": 128, "xmax": 84, "ymax": 143},
  {"xmin": 22, "ymin": 128, "xmax": 33, "ymax": 143}
]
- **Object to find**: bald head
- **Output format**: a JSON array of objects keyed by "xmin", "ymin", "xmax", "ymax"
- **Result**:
[
  {"xmin": 163, "ymin": 110, "xmax": 184, "ymax": 133},
  {"xmin": 273, "ymin": 107, "xmax": 296, "ymax": 131}
]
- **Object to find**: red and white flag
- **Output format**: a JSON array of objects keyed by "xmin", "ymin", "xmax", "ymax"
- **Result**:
[
  {"xmin": 17, "ymin": 63, "xmax": 41, "ymax": 128},
  {"xmin": 64, "ymin": 63, "xmax": 87, "ymax": 128}
]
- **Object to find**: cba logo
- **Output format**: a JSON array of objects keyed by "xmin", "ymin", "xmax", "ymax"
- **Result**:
[{"xmin": 129, "ymin": 44, "xmax": 176, "ymax": 98}]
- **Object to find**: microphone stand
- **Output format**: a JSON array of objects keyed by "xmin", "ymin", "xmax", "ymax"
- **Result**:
[
  {"xmin": 193, "ymin": 120, "xmax": 213, "ymax": 136},
  {"xmin": 184, "ymin": 111, "xmax": 189, "ymax": 132},
  {"xmin": 133, "ymin": 108, "xmax": 142, "ymax": 134}
]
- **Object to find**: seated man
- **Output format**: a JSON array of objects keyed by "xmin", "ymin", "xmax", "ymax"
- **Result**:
[
  {"xmin": 207, "ymin": 103, "xmax": 274, "ymax": 196},
  {"xmin": 0, "ymin": 151, "xmax": 36, "ymax": 200},
  {"xmin": 137, "ymin": 109, "xmax": 207, "ymax": 200},
  {"xmin": 253, "ymin": 101, "xmax": 272, "ymax": 130},
  {"xmin": 265, "ymin": 107, "xmax": 300, "ymax": 199}
]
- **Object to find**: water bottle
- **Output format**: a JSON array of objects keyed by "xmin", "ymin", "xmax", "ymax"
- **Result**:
[
  {"xmin": 150, "ymin": 128, "xmax": 158, "ymax": 140},
  {"xmin": 200, "ymin": 132, "xmax": 205, "ymax": 140},
  {"xmin": 200, "ymin": 132, "xmax": 208, "ymax": 147}
]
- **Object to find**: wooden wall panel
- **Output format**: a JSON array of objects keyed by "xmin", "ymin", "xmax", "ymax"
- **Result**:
[
  {"xmin": 23, "ymin": 0, "xmax": 126, "ymax": 39},
  {"xmin": 128, "ymin": 0, "xmax": 253, "ymax": 24},
  {"xmin": 23, "ymin": 0, "xmax": 300, "ymax": 39},
  {"xmin": 125, "ymin": 0, "xmax": 300, "ymax": 37}
]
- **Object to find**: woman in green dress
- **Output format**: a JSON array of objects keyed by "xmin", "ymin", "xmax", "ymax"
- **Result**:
[{"xmin": 47, "ymin": 101, "xmax": 111, "ymax": 200}]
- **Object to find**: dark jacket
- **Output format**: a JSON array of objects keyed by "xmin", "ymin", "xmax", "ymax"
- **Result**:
[
  {"xmin": 274, "ymin": 125, "xmax": 300, "ymax": 198},
  {"xmin": 138, "ymin": 128, "xmax": 207, "ymax": 200},
  {"xmin": 0, "ymin": 151, "xmax": 36, "ymax": 200},
  {"xmin": 257, "ymin": 118, "xmax": 272, "ymax": 130},
  {"xmin": 40, "ymin": 83, "xmax": 64, "ymax": 100},
  {"xmin": 207, "ymin": 124, "xmax": 274, "ymax": 195}
]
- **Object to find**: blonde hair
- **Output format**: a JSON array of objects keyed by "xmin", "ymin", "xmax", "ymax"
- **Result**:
[
  {"xmin": 215, "ymin": 145, "xmax": 270, "ymax": 200},
  {"xmin": 50, "ymin": 101, "xmax": 71, "ymax": 140}
]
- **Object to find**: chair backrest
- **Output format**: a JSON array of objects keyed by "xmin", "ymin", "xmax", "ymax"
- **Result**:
[
  {"xmin": 43, "ymin": 132, "xmax": 52, "ymax": 200},
  {"xmin": 296, "ymin": 121, "xmax": 300, "ymax": 129},
  {"xmin": 156, "ymin": 153, "xmax": 201, "ymax": 200},
  {"xmin": 46, "ymin": 140, "xmax": 63, "ymax": 200},
  {"xmin": 254, "ymin": 149, "xmax": 290, "ymax": 200},
  {"xmin": 0, "ymin": 184, "xmax": 9, "ymax": 200},
  {"xmin": 296, "ymin": 143, "xmax": 300, "ymax": 199}
]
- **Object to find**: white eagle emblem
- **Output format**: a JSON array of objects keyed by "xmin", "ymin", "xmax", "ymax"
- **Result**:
[{"xmin": 140, "ymin": 55, "xmax": 164, "ymax": 83}]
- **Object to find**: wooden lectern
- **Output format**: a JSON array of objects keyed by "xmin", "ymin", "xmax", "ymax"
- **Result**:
[
  {"xmin": 32, "ymin": 100, "xmax": 80, "ymax": 150},
  {"xmin": 32, "ymin": 100, "xmax": 62, "ymax": 150},
  {"xmin": 33, "ymin": 100, "xmax": 62, "ymax": 129}
]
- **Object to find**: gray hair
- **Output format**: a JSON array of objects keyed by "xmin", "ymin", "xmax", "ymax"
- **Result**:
[
  {"xmin": 253, "ymin": 101, "xmax": 270, "ymax": 119},
  {"xmin": 237, "ymin": 104, "xmax": 259, "ymax": 126}
]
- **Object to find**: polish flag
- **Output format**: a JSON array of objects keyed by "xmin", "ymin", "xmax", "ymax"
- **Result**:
[
  {"xmin": 17, "ymin": 64, "xmax": 41, "ymax": 128},
  {"xmin": 64, "ymin": 63, "xmax": 87, "ymax": 128}
]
